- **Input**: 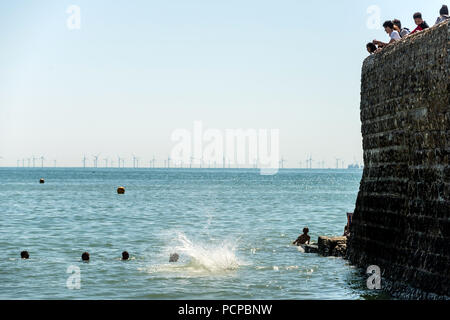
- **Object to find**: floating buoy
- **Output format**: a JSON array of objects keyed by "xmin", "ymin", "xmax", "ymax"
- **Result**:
[
  {"xmin": 39, "ymin": 178, "xmax": 45, "ymax": 184},
  {"xmin": 117, "ymin": 187, "xmax": 125, "ymax": 194}
]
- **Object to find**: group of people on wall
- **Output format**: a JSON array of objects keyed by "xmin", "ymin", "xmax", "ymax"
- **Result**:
[{"xmin": 366, "ymin": 5, "xmax": 449, "ymax": 54}]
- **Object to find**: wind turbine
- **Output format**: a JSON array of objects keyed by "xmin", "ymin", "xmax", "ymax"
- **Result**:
[
  {"xmin": 132, "ymin": 155, "xmax": 140, "ymax": 168},
  {"xmin": 27, "ymin": 158, "xmax": 31, "ymax": 167},
  {"xmin": 279, "ymin": 157, "xmax": 286, "ymax": 169},
  {"xmin": 103, "ymin": 158, "xmax": 109, "ymax": 168},
  {"xmin": 305, "ymin": 155, "xmax": 313, "ymax": 169},
  {"xmin": 151, "ymin": 156, "xmax": 156, "ymax": 168},
  {"xmin": 335, "ymin": 158, "xmax": 341, "ymax": 169},
  {"xmin": 92, "ymin": 154, "xmax": 100, "ymax": 168},
  {"xmin": 32, "ymin": 155, "xmax": 37, "ymax": 168},
  {"xmin": 167, "ymin": 156, "xmax": 171, "ymax": 168},
  {"xmin": 53, "ymin": 159, "xmax": 57, "ymax": 167},
  {"xmin": 298, "ymin": 161, "xmax": 303, "ymax": 169},
  {"xmin": 117, "ymin": 156, "xmax": 125, "ymax": 168},
  {"xmin": 40, "ymin": 156, "xmax": 45, "ymax": 168},
  {"xmin": 82, "ymin": 155, "xmax": 87, "ymax": 168},
  {"xmin": 17, "ymin": 160, "xmax": 20, "ymax": 167}
]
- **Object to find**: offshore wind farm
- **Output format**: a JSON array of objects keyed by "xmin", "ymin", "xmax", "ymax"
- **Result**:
[{"xmin": 1, "ymin": 155, "xmax": 362, "ymax": 169}]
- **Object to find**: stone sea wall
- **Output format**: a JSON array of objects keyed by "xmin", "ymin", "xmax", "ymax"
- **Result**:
[{"xmin": 347, "ymin": 20, "xmax": 450, "ymax": 299}]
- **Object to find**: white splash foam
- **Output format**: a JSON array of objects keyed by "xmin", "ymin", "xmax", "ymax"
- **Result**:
[
  {"xmin": 174, "ymin": 232, "xmax": 241, "ymax": 273},
  {"xmin": 142, "ymin": 232, "xmax": 244, "ymax": 275}
]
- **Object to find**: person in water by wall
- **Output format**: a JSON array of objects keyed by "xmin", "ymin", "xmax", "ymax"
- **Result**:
[
  {"xmin": 393, "ymin": 19, "xmax": 410, "ymax": 38},
  {"xmin": 411, "ymin": 12, "xmax": 429, "ymax": 34},
  {"xmin": 293, "ymin": 227, "xmax": 311, "ymax": 245},
  {"xmin": 373, "ymin": 20, "xmax": 402, "ymax": 49},
  {"xmin": 343, "ymin": 225, "xmax": 350, "ymax": 238},
  {"xmin": 435, "ymin": 5, "xmax": 450, "ymax": 25}
]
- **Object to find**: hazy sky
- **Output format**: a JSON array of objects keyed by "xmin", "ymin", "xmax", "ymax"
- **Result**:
[{"xmin": 0, "ymin": 0, "xmax": 445, "ymax": 168}]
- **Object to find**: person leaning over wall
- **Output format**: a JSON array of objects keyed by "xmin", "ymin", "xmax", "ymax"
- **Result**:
[
  {"xmin": 393, "ymin": 19, "xmax": 410, "ymax": 38},
  {"xmin": 435, "ymin": 5, "xmax": 450, "ymax": 25},
  {"xmin": 366, "ymin": 42, "xmax": 378, "ymax": 55},
  {"xmin": 411, "ymin": 12, "xmax": 429, "ymax": 34},
  {"xmin": 372, "ymin": 20, "xmax": 401, "ymax": 50}
]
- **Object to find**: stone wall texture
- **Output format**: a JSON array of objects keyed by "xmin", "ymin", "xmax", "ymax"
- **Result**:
[{"xmin": 347, "ymin": 20, "xmax": 450, "ymax": 299}]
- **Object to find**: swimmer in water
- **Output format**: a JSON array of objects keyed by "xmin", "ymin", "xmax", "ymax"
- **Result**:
[
  {"xmin": 169, "ymin": 253, "xmax": 179, "ymax": 262},
  {"xmin": 81, "ymin": 252, "xmax": 90, "ymax": 261},
  {"xmin": 21, "ymin": 251, "xmax": 29, "ymax": 259},
  {"xmin": 293, "ymin": 227, "xmax": 311, "ymax": 246},
  {"xmin": 122, "ymin": 251, "xmax": 129, "ymax": 260}
]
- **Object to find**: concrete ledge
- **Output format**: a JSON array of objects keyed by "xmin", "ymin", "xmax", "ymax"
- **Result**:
[
  {"xmin": 301, "ymin": 244, "xmax": 319, "ymax": 253},
  {"xmin": 318, "ymin": 236, "xmax": 347, "ymax": 257}
]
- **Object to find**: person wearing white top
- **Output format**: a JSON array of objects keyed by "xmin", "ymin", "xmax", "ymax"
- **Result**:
[
  {"xmin": 390, "ymin": 30, "xmax": 401, "ymax": 41},
  {"xmin": 372, "ymin": 20, "xmax": 402, "ymax": 51}
]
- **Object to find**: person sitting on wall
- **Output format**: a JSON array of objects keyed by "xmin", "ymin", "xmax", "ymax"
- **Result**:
[
  {"xmin": 435, "ymin": 5, "xmax": 450, "ymax": 25},
  {"xmin": 393, "ymin": 19, "xmax": 410, "ymax": 38},
  {"xmin": 366, "ymin": 42, "xmax": 378, "ymax": 54},
  {"xmin": 372, "ymin": 20, "xmax": 401, "ymax": 50},
  {"xmin": 293, "ymin": 227, "xmax": 311, "ymax": 246},
  {"xmin": 410, "ymin": 12, "xmax": 429, "ymax": 34}
]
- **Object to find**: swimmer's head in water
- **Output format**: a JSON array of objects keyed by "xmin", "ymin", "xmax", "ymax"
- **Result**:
[
  {"xmin": 21, "ymin": 251, "xmax": 29, "ymax": 259},
  {"xmin": 81, "ymin": 252, "xmax": 90, "ymax": 261},
  {"xmin": 122, "ymin": 251, "xmax": 129, "ymax": 260},
  {"xmin": 169, "ymin": 253, "xmax": 179, "ymax": 263},
  {"xmin": 303, "ymin": 227, "xmax": 309, "ymax": 234}
]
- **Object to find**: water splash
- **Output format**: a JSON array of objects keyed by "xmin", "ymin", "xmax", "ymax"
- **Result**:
[
  {"xmin": 174, "ymin": 232, "xmax": 241, "ymax": 273},
  {"xmin": 141, "ymin": 232, "xmax": 243, "ymax": 276}
]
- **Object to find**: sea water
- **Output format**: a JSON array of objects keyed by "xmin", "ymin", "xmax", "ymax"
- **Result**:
[{"xmin": 0, "ymin": 168, "xmax": 390, "ymax": 299}]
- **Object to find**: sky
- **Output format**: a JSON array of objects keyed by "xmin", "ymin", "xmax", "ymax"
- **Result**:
[{"xmin": 0, "ymin": 0, "xmax": 446, "ymax": 168}]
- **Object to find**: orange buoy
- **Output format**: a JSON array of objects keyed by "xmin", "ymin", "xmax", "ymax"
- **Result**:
[
  {"xmin": 39, "ymin": 178, "xmax": 45, "ymax": 184},
  {"xmin": 117, "ymin": 187, "xmax": 125, "ymax": 194}
]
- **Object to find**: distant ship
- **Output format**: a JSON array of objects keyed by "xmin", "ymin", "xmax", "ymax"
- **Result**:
[{"xmin": 347, "ymin": 163, "xmax": 363, "ymax": 170}]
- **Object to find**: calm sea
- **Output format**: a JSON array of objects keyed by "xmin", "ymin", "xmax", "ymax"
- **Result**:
[{"xmin": 0, "ymin": 168, "xmax": 390, "ymax": 299}]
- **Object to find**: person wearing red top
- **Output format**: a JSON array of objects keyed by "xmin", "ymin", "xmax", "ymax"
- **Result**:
[{"xmin": 411, "ymin": 12, "xmax": 430, "ymax": 34}]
